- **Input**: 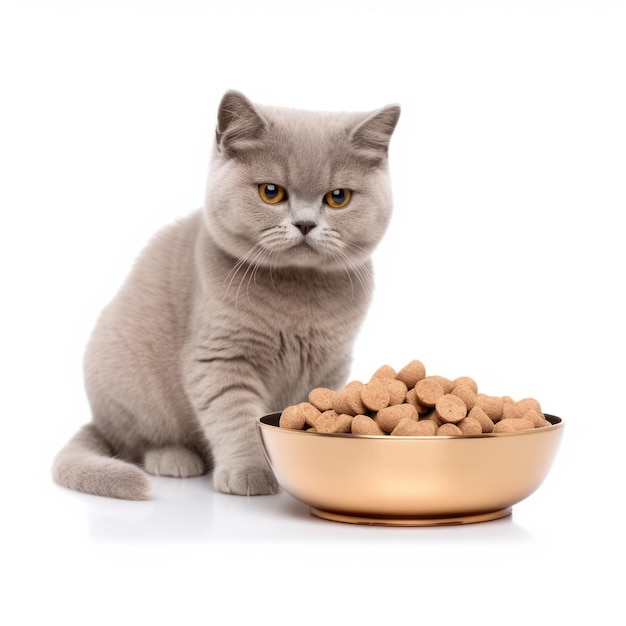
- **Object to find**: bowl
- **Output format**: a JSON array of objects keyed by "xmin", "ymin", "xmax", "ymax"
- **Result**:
[{"xmin": 257, "ymin": 413, "xmax": 564, "ymax": 526}]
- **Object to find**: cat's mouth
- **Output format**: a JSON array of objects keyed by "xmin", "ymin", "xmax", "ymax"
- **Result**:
[
  {"xmin": 264, "ymin": 232, "xmax": 320, "ymax": 254},
  {"xmin": 256, "ymin": 226, "xmax": 366, "ymax": 271},
  {"xmin": 284, "ymin": 238, "xmax": 321, "ymax": 258},
  {"xmin": 253, "ymin": 236, "xmax": 327, "ymax": 270},
  {"xmin": 269, "ymin": 238, "xmax": 364, "ymax": 272},
  {"xmin": 294, "ymin": 238, "xmax": 316, "ymax": 250}
]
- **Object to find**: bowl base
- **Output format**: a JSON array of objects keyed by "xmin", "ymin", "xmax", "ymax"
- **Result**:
[{"xmin": 310, "ymin": 507, "xmax": 512, "ymax": 527}]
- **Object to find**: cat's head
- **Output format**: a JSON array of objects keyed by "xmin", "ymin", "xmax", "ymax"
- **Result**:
[{"xmin": 204, "ymin": 90, "xmax": 400, "ymax": 272}]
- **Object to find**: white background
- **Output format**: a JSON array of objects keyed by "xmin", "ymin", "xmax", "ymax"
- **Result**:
[{"xmin": 1, "ymin": 1, "xmax": 624, "ymax": 624}]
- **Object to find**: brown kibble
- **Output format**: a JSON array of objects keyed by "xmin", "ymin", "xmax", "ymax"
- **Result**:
[
  {"xmin": 450, "ymin": 385, "xmax": 477, "ymax": 412},
  {"xmin": 333, "ymin": 383, "xmax": 366, "ymax": 416},
  {"xmin": 493, "ymin": 418, "xmax": 535, "ymax": 433},
  {"xmin": 423, "ymin": 410, "xmax": 444, "ymax": 427},
  {"xmin": 405, "ymin": 388, "xmax": 431, "ymax": 414},
  {"xmin": 434, "ymin": 394, "xmax": 467, "ymax": 424},
  {"xmin": 395, "ymin": 360, "xmax": 426, "ymax": 389},
  {"xmin": 371, "ymin": 364, "xmax": 396, "ymax": 380},
  {"xmin": 427, "ymin": 375, "xmax": 454, "ymax": 394},
  {"xmin": 467, "ymin": 406, "xmax": 494, "ymax": 433},
  {"xmin": 516, "ymin": 397, "xmax": 543, "ymax": 415},
  {"xmin": 351, "ymin": 414, "xmax": 386, "ymax": 436},
  {"xmin": 279, "ymin": 404, "xmax": 306, "ymax": 430},
  {"xmin": 458, "ymin": 417, "xmax": 482, "ymax": 435},
  {"xmin": 390, "ymin": 417, "xmax": 421, "ymax": 436},
  {"xmin": 281, "ymin": 358, "xmax": 550, "ymax": 437},
  {"xmin": 308, "ymin": 387, "xmax": 336, "ymax": 412},
  {"xmin": 315, "ymin": 409, "xmax": 339, "ymax": 425},
  {"xmin": 299, "ymin": 402, "xmax": 322, "ymax": 427},
  {"xmin": 316, "ymin": 411, "xmax": 353, "ymax": 433},
  {"xmin": 391, "ymin": 417, "xmax": 438, "ymax": 436},
  {"xmin": 415, "ymin": 420, "xmax": 439, "ymax": 436},
  {"xmin": 502, "ymin": 403, "xmax": 525, "ymax": 421},
  {"xmin": 475, "ymin": 395, "xmax": 504, "ymax": 422},
  {"xmin": 360, "ymin": 379, "xmax": 390, "ymax": 412},
  {"xmin": 336, "ymin": 414, "xmax": 355, "ymax": 433},
  {"xmin": 345, "ymin": 380, "xmax": 364, "ymax": 389},
  {"xmin": 522, "ymin": 409, "xmax": 546, "ymax": 428},
  {"xmin": 374, "ymin": 403, "xmax": 418, "ymax": 434},
  {"xmin": 374, "ymin": 377, "xmax": 408, "ymax": 406},
  {"xmin": 452, "ymin": 376, "xmax": 478, "ymax": 394},
  {"xmin": 437, "ymin": 423, "xmax": 463, "ymax": 436},
  {"xmin": 415, "ymin": 378, "xmax": 444, "ymax": 407}
]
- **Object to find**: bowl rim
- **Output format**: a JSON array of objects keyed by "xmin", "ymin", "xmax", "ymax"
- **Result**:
[{"xmin": 258, "ymin": 412, "xmax": 563, "ymax": 439}]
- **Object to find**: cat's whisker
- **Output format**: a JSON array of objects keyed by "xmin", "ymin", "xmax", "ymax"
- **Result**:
[
  {"xmin": 223, "ymin": 243, "xmax": 267, "ymax": 302},
  {"xmin": 336, "ymin": 241, "xmax": 373, "ymax": 284},
  {"xmin": 266, "ymin": 249, "xmax": 279, "ymax": 291},
  {"xmin": 348, "ymin": 257, "xmax": 372, "ymax": 290},
  {"xmin": 325, "ymin": 248, "xmax": 358, "ymax": 298},
  {"xmin": 249, "ymin": 241, "xmax": 280, "ymax": 292},
  {"xmin": 329, "ymin": 246, "xmax": 372, "ymax": 298},
  {"xmin": 227, "ymin": 232, "xmax": 285, "ymax": 306},
  {"xmin": 234, "ymin": 246, "xmax": 267, "ymax": 308},
  {"xmin": 247, "ymin": 247, "xmax": 272, "ymax": 300},
  {"xmin": 258, "ymin": 227, "xmax": 294, "ymax": 253},
  {"xmin": 223, "ymin": 244, "xmax": 260, "ymax": 297},
  {"xmin": 324, "ymin": 231, "xmax": 371, "ymax": 265},
  {"xmin": 342, "ymin": 240, "xmax": 369, "ymax": 254}
]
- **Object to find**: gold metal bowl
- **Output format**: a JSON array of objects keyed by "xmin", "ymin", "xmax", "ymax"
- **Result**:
[{"xmin": 257, "ymin": 413, "xmax": 564, "ymax": 526}]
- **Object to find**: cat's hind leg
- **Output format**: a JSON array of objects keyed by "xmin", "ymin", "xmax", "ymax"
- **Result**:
[{"xmin": 143, "ymin": 446, "xmax": 206, "ymax": 478}]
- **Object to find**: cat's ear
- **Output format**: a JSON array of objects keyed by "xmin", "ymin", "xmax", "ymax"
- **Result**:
[
  {"xmin": 215, "ymin": 90, "xmax": 267, "ymax": 157},
  {"xmin": 349, "ymin": 104, "xmax": 401, "ymax": 165}
]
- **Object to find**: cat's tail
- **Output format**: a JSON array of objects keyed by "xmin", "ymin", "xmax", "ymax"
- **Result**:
[{"xmin": 52, "ymin": 424, "xmax": 152, "ymax": 500}]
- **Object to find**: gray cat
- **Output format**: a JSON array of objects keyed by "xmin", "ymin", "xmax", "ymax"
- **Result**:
[{"xmin": 52, "ymin": 90, "xmax": 400, "ymax": 499}]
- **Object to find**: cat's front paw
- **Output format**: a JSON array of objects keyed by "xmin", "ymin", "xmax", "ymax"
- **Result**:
[
  {"xmin": 213, "ymin": 465, "xmax": 279, "ymax": 496},
  {"xmin": 143, "ymin": 446, "xmax": 205, "ymax": 478}
]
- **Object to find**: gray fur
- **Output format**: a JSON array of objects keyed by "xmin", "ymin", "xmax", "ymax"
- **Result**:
[{"xmin": 52, "ymin": 91, "xmax": 400, "ymax": 499}]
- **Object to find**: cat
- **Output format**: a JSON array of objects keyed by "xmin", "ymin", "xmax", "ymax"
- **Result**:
[{"xmin": 52, "ymin": 90, "xmax": 400, "ymax": 499}]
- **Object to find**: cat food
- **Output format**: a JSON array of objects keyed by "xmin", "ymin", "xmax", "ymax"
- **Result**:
[
  {"xmin": 279, "ymin": 402, "xmax": 321, "ymax": 430},
  {"xmin": 351, "ymin": 414, "xmax": 386, "ymax": 436},
  {"xmin": 279, "ymin": 358, "xmax": 553, "ymax": 436},
  {"xmin": 374, "ymin": 403, "xmax": 418, "ymax": 433},
  {"xmin": 414, "ymin": 378, "xmax": 444, "ymax": 407},
  {"xmin": 434, "ymin": 394, "xmax": 467, "ymax": 424},
  {"xmin": 360, "ymin": 379, "xmax": 390, "ymax": 411},
  {"xmin": 314, "ymin": 411, "xmax": 353, "ymax": 434}
]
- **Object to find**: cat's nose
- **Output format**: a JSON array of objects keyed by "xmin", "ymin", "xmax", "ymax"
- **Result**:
[{"xmin": 293, "ymin": 221, "xmax": 317, "ymax": 236}]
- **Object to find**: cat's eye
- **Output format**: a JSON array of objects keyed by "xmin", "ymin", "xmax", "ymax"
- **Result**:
[
  {"xmin": 324, "ymin": 188, "xmax": 352, "ymax": 209},
  {"xmin": 259, "ymin": 183, "xmax": 286, "ymax": 204}
]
